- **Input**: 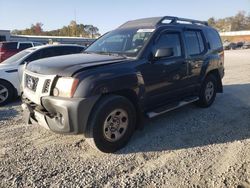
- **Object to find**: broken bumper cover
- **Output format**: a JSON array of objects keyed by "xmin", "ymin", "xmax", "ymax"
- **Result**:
[{"xmin": 22, "ymin": 95, "xmax": 99, "ymax": 134}]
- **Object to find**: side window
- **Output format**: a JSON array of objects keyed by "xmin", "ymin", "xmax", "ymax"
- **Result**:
[
  {"xmin": 33, "ymin": 42, "xmax": 42, "ymax": 47},
  {"xmin": 3, "ymin": 42, "xmax": 17, "ymax": 50},
  {"xmin": 184, "ymin": 31, "xmax": 205, "ymax": 56},
  {"xmin": 206, "ymin": 29, "xmax": 222, "ymax": 50},
  {"xmin": 40, "ymin": 48, "xmax": 56, "ymax": 58},
  {"xmin": 155, "ymin": 33, "xmax": 182, "ymax": 58},
  {"xmin": 68, "ymin": 47, "xmax": 85, "ymax": 54},
  {"xmin": 19, "ymin": 43, "xmax": 33, "ymax": 50},
  {"xmin": 197, "ymin": 32, "xmax": 205, "ymax": 52},
  {"xmin": 52, "ymin": 47, "xmax": 66, "ymax": 56},
  {"xmin": 54, "ymin": 47, "xmax": 84, "ymax": 56},
  {"xmin": 0, "ymin": 36, "xmax": 6, "ymax": 42},
  {"xmin": 74, "ymin": 47, "xmax": 85, "ymax": 53},
  {"xmin": 24, "ymin": 51, "xmax": 42, "ymax": 63}
]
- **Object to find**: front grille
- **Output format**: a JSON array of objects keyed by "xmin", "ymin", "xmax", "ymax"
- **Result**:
[
  {"xmin": 25, "ymin": 74, "xmax": 39, "ymax": 92},
  {"xmin": 42, "ymin": 79, "xmax": 51, "ymax": 93}
]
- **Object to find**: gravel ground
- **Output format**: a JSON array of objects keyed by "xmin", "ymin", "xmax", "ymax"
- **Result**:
[{"xmin": 0, "ymin": 50, "xmax": 250, "ymax": 188}]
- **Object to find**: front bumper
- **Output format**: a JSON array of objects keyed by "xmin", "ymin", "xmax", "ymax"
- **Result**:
[{"xmin": 22, "ymin": 95, "xmax": 99, "ymax": 134}]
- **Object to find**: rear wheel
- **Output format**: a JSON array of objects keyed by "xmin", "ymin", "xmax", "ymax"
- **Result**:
[
  {"xmin": 86, "ymin": 95, "xmax": 136, "ymax": 153},
  {"xmin": 196, "ymin": 74, "xmax": 217, "ymax": 108},
  {"xmin": 0, "ymin": 80, "xmax": 14, "ymax": 106}
]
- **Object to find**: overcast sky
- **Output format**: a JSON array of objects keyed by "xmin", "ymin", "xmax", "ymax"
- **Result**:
[{"xmin": 0, "ymin": 0, "xmax": 250, "ymax": 34}]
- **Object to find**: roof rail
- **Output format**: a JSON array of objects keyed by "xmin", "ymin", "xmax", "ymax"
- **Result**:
[{"xmin": 158, "ymin": 16, "xmax": 208, "ymax": 26}]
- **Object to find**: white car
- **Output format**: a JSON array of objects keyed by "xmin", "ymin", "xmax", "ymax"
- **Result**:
[{"xmin": 0, "ymin": 44, "xmax": 85, "ymax": 106}]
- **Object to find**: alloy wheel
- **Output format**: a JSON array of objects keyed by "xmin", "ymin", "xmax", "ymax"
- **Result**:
[{"xmin": 0, "ymin": 84, "xmax": 8, "ymax": 104}]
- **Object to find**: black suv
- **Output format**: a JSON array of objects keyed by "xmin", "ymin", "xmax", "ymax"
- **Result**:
[{"xmin": 22, "ymin": 16, "xmax": 224, "ymax": 153}]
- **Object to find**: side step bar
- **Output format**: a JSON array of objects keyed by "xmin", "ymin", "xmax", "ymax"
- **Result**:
[{"xmin": 146, "ymin": 97, "xmax": 199, "ymax": 118}]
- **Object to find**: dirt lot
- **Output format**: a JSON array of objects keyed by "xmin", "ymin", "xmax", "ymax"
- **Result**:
[{"xmin": 0, "ymin": 50, "xmax": 250, "ymax": 188}]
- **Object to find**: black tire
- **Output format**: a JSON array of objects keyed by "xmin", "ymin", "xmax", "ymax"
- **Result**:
[
  {"xmin": 85, "ymin": 95, "xmax": 136, "ymax": 153},
  {"xmin": 196, "ymin": 74, "xmax": 217, "ymax": 108},
  {"xmin": 0, "ymin": 80, "xmax": 14, "ymax": 106}
]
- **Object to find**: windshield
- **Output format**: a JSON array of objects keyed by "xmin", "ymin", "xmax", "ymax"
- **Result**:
[
  {"xmin": 86, "ymin": 28, "xmax": 154, "ymax": 57},
  {"xmin": 2, "ymin": 50, "xmax": 30, "ymax": 65}
]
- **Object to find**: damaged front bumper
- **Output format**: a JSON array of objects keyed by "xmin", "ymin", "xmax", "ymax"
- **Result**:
[{"xmin": 22, "ymin": 95, "xmax": 99, "ymax": 134}]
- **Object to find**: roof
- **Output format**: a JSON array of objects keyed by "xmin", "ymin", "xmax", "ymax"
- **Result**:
[
  {"xmin": 27, "ymin": 44, "xmax": 84, "ymax": 51},
  {"xmin": 118, "ymin": 16, "xmax": 208, "ymax": 29}
]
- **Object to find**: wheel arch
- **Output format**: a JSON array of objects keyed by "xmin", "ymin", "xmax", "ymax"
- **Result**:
[
  {"xmin": 0, "ymin": 78, "xmax": 18, "ymax": 99},
  {"xmin": 205, "ymin": 69, "xmax": 223, "ymax": 93},
  {"xmin": 85, "ymin": 89, "xmax": 143, "ymax": 134}
]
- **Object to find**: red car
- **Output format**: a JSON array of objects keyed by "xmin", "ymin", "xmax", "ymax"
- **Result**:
[{"xmin": 0, "ymin": 41, "xmax": 42, "ymax": 63}]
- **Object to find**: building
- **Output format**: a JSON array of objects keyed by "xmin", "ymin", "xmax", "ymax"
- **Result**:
[
  {"xmin": 0, "ymin": 30, "xmax": 11, "ymax": 41},
  {"xmin": 0, "ymin": 30, "xmax": 95, "ymax": 46},
  {"xmin": 220, "ymin": 31, "xmax": 250, "ymax": 42}
]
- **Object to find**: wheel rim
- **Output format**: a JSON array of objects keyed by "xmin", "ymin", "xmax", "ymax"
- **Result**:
[
  {"xmin": 0, "ymin": 84, "xmax": 8, "ymax": 104},
  {"xmin": 103, "ymin": 109, "xmax": 129, "ymax": 142},
  {"xmin": 205, "ymin": 81, "xmax": 214, "ymax": 102}
]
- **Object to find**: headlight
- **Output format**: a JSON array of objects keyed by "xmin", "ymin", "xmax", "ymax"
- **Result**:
[{"xmin": 53, "ymin": 77, "xmax": 79, "ymax": 98}]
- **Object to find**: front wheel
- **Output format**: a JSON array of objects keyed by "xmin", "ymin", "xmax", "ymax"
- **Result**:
[
  {"xmin": 0, "ymin": 80, "xmax": 14, "ymax": 106},
  {"xmin": 85, "ymin": 95, "xmax": 136, "ymax": 153},
  {"xmin": 196, "ymin": 74, "xmax": 218, "ymax": 108}
]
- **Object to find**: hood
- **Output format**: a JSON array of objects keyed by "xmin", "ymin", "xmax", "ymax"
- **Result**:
[
  {"xmin": 0, "ymin": 63, "xmax": 18, "ymax": 71},
  {"xmin": 26, "ymin": 53, "xmax": 127, "ymax": 76}
]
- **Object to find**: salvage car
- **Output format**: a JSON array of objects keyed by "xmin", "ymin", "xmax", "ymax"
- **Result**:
[
  {"xmin": 242, "ymin": 41, "xmax": 250, "ymax": 49},
  {"xmin": 22, "ymin": 16, "xmax": 224, "ymax": 153},
  {"xmin": 0, "ymin": 44, "xmax": 85, "ymax": 105}
]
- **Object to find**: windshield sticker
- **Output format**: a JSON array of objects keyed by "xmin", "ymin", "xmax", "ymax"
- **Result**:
[{"xmin": 137, "ymin": 29, "xmax": 155, "ymax": 33}]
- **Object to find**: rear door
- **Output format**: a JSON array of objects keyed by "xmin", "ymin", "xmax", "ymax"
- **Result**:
[{"xmin": 183, "ymin": 30, "xmax": 207, "ymax": 86}]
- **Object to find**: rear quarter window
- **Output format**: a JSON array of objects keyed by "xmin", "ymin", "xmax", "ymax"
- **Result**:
[{"xmin": 206, "ymin": 29, "xmax": 222, "ymax": 50}]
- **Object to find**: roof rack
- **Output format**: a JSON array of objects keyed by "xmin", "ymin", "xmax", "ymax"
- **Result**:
[
  {"xmin": 118, "ymin": 16, "xmax": 208, "ymax": 29},
  {"xmin": 158, "ymin": 16, "xmax": 208, "ymax": 26}
]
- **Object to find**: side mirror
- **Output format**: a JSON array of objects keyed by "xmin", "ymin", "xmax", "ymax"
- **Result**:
[{"xmin": 154, "ymin": 48, "xmax": 174, "ymax": 59}]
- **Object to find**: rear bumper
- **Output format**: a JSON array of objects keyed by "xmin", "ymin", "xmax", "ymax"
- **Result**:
[{"xmin": 22, "ymin": 95, "xmax": 99, "ymax": 134}]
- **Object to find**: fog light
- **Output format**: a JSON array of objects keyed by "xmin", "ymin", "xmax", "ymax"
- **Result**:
[{"xmin": 55, "ymin": 113, "xmax": 65, "ymax": 125}]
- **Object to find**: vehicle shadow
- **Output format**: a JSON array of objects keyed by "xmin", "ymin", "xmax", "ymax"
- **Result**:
[
  {"xmin": 0, "ymin": 99, "xmax": 21, "ymax": 121},
  {"xmin": 119, "ymin": 83, "xmax": 250, "ymax": 154}
]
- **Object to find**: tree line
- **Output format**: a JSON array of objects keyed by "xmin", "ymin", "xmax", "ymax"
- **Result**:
[
  {"xmin": 12, "ymin": 21, "xmax": 101, "ymax": 38},
  {"xmin": 11, "ymin": 11, "xmax": 250, "ymax": 38},
  {"xmin": 208, "ymin": 11, "xmax": 250, "ymax": 32}
]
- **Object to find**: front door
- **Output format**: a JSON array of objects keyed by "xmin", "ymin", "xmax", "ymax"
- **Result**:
[{"xmin": 141, "ymin": 31, "xmax": 189, "ymax": 110}]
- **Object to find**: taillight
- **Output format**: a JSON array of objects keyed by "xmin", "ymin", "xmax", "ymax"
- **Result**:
[
  {"xmin": 220, "ymin": 51, "xmax": 224, "ymax": 58},
  {"xmin": 219, "ymin": 51, "xmax": 224, "ymax": 66},
  {"xmin": 0, "ymin": 51, "xmax": 4, "ymax": 58}
]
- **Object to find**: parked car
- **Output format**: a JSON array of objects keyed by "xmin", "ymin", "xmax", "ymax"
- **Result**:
[
  {"xmin": 22, "ymin": 16, "xmax": 224, "ymax": 153},
  {"xmin": 236, "ymin": 41, "xmax": 244, "ymax": 49},
  {"xmin": 242, "ymin": 42, "xmax": 250, "ymax": 49},
  {"xmin": 223, "ymin": 42, "xmax": 237, "ymax": 50},
  {"xmin": 0, "ymin": 41, "xmax": 43, "ymax": 63},
  {"xmin": 0, "ymin": 44, "xmax": 85, "ymax": 105}
]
